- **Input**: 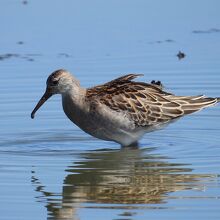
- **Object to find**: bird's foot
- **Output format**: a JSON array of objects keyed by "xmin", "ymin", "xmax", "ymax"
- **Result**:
[{"xmin": 121, "ymin": 141, "xmax": 139, "ymax": 149}]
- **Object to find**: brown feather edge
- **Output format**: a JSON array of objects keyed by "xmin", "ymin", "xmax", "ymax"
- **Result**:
[{"xmin": 86, "ymin": 75, "xmax": 219, "ymax": 127}]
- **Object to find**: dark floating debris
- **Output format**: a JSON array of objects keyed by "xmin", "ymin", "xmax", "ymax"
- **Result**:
[
  {"xmin": 177, "ymin": 51, "xmax": 185, "ymax": 60},
  {"xmin": 0, "ymin": 53, "xmax": 19, "ymax": 61},
  {"xmin": 27, "ymin": 58, "xmax": 34, "ymax": 62},
  {"xmin": 192, "ymin": 28, "xmax": 220, "ymax": 34},
  {"xmin": 0, "ymin": 53, "xmax": 36, "ymax": 62},
  {"xmin": 165, "ymin": 39, "xmax": 175, "ymax": 43},
  {"xmin": 17, "ymin": 41, "xmax": 24, "ymax": 45},
  {"xmin": 22, "ymin": 0, "xmax": 28, "ymax": 5},
  {"xmin": 149, "ymin": 39, "xmax": 175, "ymax": 44}
]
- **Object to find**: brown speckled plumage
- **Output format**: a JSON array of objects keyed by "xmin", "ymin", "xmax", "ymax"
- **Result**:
[
  {"xmin": 31, "ymin": 70, "xmax": 219, "ymax": 146},
  {"xmin": 86, "ymin": 74, "xmax": 218, "ymax": 127}
]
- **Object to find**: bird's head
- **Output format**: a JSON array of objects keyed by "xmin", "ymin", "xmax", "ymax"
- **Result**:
[{"xmin": 31, "ymin": 69, "xmax": 79, "ymax": 119}]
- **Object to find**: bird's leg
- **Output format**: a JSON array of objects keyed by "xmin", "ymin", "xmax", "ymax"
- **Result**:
[{"xmin": 121, "ymin": 141, "xmax": 139, "ymax": 149}]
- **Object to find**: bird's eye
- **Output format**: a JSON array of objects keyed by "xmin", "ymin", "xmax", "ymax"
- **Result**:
[{"xmin": 52, "ymin": 80, "xmax": 59, "ymax": 85}]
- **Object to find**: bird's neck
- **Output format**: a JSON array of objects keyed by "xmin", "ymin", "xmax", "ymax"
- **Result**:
[
  {"xmin": 61, "ymin": 86, "xmax": 89, "ymax": 126},
  {"xmin": 62, "ymin": 86, "xmax": 87, "ymax": 108}
]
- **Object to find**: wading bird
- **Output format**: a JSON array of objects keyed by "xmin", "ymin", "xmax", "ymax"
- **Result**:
[{"xmin": 31, "ymin": 69, "xmax": 219, "ymax": 147}]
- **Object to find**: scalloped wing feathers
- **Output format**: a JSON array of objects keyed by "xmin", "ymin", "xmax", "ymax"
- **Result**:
[{"xmin": 86, "ymin": 74, "xmax": 219, "ymax": 127}]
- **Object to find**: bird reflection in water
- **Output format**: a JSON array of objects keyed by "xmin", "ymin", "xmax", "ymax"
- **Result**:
[{"xmin": 31, "ymin": 147, "xmax": 216, "ymax": 220}]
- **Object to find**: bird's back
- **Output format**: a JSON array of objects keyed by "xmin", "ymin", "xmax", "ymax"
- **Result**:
[{"xmin": 86, "ymin": 74, "xmax": 219, "ymax": 127}]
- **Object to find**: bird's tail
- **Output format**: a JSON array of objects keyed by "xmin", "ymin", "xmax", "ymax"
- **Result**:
[{"xmin": 172, "ymin": 95, "xmax": 219, "ymax": 115}]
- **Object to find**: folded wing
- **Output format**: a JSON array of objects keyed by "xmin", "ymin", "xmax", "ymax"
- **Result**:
[{"xmin": 86, "ymin": 74, "xmax": 219, "ymax": 127}]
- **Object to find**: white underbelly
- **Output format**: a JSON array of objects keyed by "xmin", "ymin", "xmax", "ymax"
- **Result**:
[{"xmin": 62, "ymin": 95, "xmax": 153, "ymax": 146}]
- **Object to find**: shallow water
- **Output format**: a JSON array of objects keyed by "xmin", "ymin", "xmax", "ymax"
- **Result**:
[{"xmin": 0, "ymin": 1, "xmax": 220, "ymax": 220}]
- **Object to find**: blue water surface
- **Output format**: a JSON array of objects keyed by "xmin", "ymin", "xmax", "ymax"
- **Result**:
[{"xmin": 0, "ymin": 1, "xmax": 220, "ymax": 220}]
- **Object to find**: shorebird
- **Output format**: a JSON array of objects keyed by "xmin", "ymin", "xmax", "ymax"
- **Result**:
[{"xmin": 31, "ymin": 69, "xmax": 219, "ymax": 147}]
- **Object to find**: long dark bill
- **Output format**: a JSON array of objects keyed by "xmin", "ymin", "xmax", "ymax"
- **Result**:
[{"xmin": 31, "ymin": 89, "xmax": 52, "ymax": 119}]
